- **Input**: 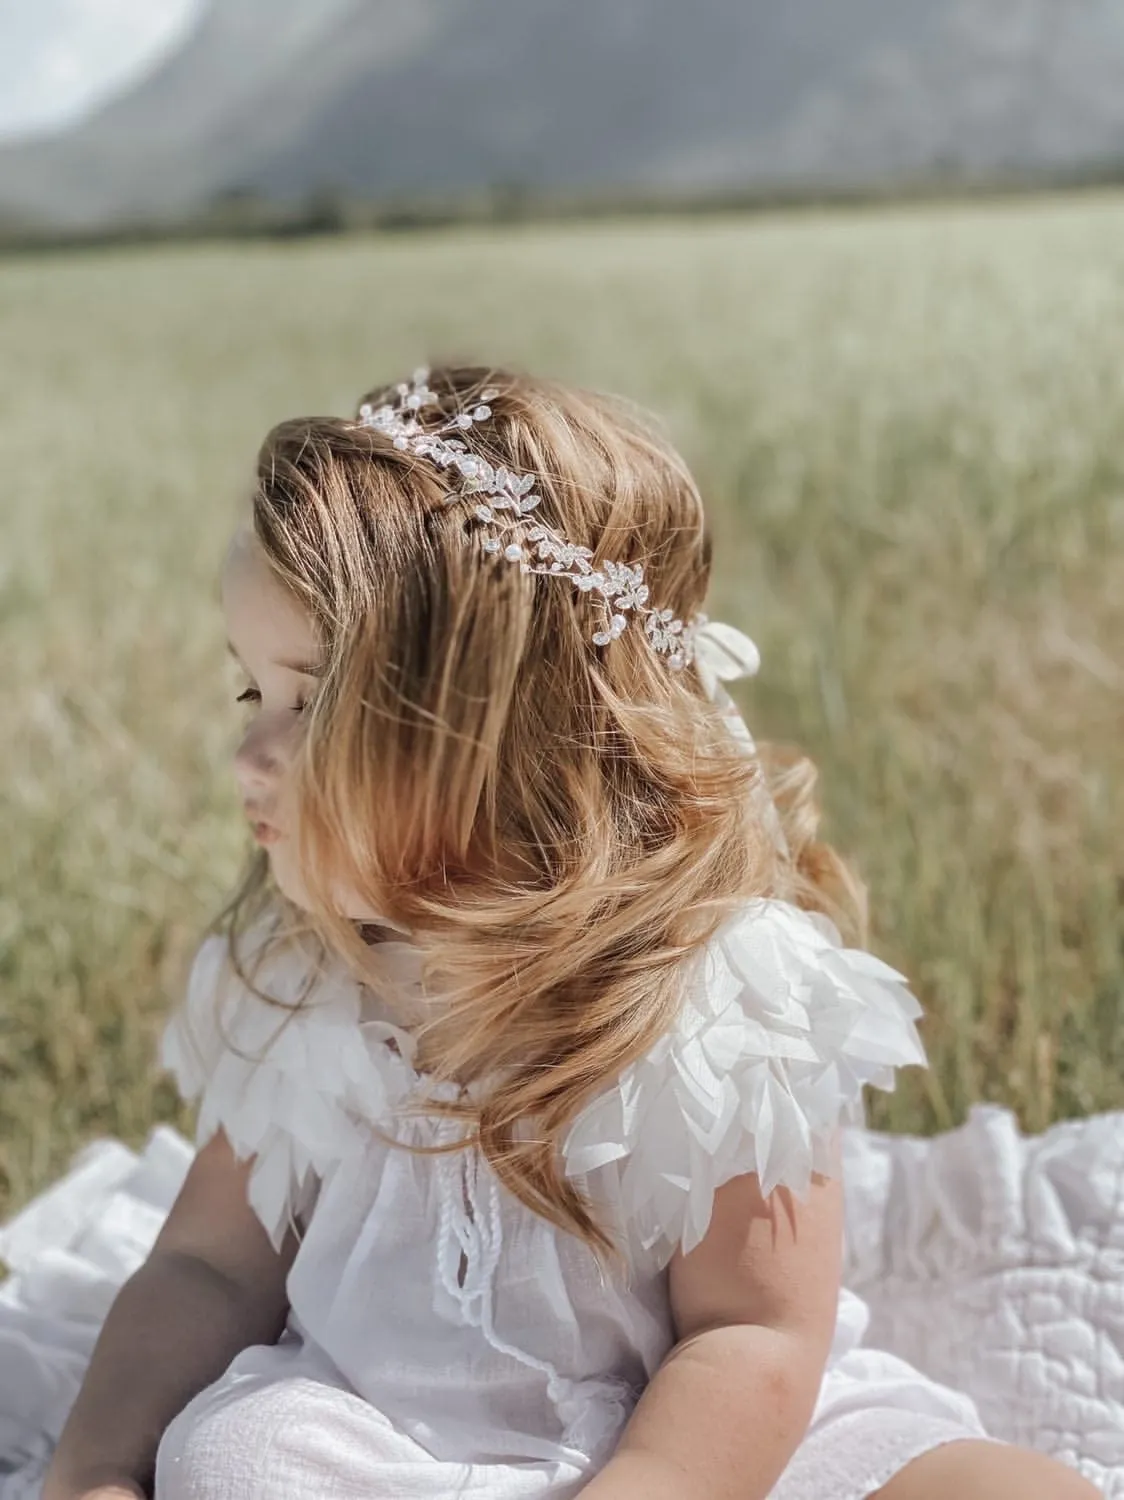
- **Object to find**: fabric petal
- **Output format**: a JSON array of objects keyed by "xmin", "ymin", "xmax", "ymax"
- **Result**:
[
  {"xmin": 561, "ymin": 898, "xmax": 929, "ymax": 1266},
  {"xmin": 159, "ymin": 922, "xmax": 411, "ymax": 1253}
]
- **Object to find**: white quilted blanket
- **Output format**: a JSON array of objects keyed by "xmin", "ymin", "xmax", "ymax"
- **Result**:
[
  {"xmin": 1, "ymin": 1104, "xmax": 1121, "ymax": 1497},
  {"xmin": 841, "ymin": 1103, "xmax": 1124, "ymax": 1491}
]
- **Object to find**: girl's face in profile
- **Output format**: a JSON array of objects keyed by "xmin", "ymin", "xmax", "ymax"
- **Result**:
[{"xmin": 221, "ymin": 520, "xmax": 407, "ymax": 933}]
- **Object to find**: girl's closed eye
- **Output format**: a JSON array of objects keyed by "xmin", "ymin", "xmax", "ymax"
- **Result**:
[{"xmin": 235, "ymin": 687, "xmax": 308, "ymax": 714}]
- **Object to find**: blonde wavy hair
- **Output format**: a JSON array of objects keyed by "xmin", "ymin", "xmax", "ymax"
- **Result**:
[{"xmin": 206, "ymin": 363, "xmax": 867, "ymax": 1255}]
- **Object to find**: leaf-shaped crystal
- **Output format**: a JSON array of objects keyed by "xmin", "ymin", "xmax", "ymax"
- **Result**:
[{"xmin": 356, "ymin": 366, "xmax": 707, "ymax": 675}]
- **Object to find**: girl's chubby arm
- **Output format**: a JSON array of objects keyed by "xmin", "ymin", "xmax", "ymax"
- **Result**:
[
  {"xmin": 583, "ymin": 1131, "xmax": 844, "ymax": 1500},
  {"xmin": 41, "ymin": 1126, "xmax": 301, "ymax": 1500}
]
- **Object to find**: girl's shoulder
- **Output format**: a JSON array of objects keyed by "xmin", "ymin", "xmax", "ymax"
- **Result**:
[
  {"xmin": 160, "ymin": 899, "xmax": 928, "ymax": 1265},
  {"xmin": 159, "ymin": 916, "xmax": 417, "ymax": 1251},
  {"xmin": 560, "ymin": 897, "xmax": 928, "ymax": 1269}
]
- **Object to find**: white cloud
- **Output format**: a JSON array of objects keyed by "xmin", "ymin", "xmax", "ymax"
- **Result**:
[{"xmin": 0, "ymin": 0, "xmax": 206, "ymax": 142}]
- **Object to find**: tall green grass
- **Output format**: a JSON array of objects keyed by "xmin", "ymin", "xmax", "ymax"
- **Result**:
[{"xmin": 2, "ymin": 194, "xmax": 1122, "ymax": 1225}]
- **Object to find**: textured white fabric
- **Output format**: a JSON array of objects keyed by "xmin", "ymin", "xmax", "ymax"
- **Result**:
[
  {"xmin": 0, "ymin": 1128, "xmax": 196, "ymax": 1500},
  {"xmin": 841, "ymin": 1101, "xmax": 1124, "ymax": 1490},
  {"xmin": 153, "ymin": 1332, "xmax": 591, "ymax": 1500},
  {"xmin": 560, "ymin": 898, "xmax": 928, "ymax": 1263},
  {"xmin": 151, "ymin": 897, "xmax": 997, "ymax": 1497},
  {"xmin": 3, "ymin": 896, "xmax": 1069, "ymax": 1499},
  {"xmin": 15, "ymin": 1110, "xmax": 1124, "ymax": 1498},
  {"xmin": 8, "ymin": 1093, "xmax": 1124, "ymax": 1493}
]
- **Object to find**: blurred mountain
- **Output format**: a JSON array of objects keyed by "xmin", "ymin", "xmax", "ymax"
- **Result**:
[{"xmin": 3, "ymin": 0, "xmax": 1124, "ymax": 231}]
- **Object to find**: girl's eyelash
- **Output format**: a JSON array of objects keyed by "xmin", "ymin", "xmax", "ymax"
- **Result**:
[{"xmin": 235, "ymin": 688, "xmax": 308, "ymax": 714}]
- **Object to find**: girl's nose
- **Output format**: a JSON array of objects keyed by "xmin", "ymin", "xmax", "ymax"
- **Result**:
[{"xmin": 233, "ymin": 723, "xmax": 285, "ymax": 786}]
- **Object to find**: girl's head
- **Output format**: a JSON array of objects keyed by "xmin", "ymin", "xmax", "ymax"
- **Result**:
[{"xmin": 216, "ymin": 362, "xmax": 864, "ymax": 1252}]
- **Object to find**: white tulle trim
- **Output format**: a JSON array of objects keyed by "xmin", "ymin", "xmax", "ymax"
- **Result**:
[
  {"xmin": 561, "ymin": 898, "xmax": 929, "ymax": 1266},
  {"xmin": 159, "ymin": 925, "xmax": 416, "ymax": 1253}
]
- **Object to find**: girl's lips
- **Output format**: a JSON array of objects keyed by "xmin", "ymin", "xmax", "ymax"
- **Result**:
[{"xmin": 252, "ymin": 821, "xmax": 282, "ymax": 845}]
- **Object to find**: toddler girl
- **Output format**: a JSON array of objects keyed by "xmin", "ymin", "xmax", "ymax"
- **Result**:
[{"xmin": 39, "ymin": 366, "xmax": 1098, "ymax": 1500}]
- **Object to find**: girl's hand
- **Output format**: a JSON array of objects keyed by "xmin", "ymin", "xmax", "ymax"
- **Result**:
[
  {"xmin": 76, "ymin": 1490, "xmax": 146, "ymax": 1500},
  {"xmin": 41, "ymin": 1479, "xmax": 146, "ymax": 1500}
]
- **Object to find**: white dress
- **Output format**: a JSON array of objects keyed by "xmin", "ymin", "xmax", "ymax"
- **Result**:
[{"xmin": 133, "ymin": 896, "xmax": 999, "ymax": 1500}]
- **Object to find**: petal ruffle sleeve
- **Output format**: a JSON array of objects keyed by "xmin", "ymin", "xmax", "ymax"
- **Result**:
[
  {"xmin": 158, "ymin": 927, "xmax": 409, "ymax": 1253},
  {"xmin": 561, "ymin": 898, "xmax": 928, "ymax": 1267}
]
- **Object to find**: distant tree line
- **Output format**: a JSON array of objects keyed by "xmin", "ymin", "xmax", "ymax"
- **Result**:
[{"xmin": 4, "ymin": 162, "xmax": 1124, "ymax": 256}]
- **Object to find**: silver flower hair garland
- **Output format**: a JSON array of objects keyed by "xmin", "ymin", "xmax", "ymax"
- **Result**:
[
  {"xmin": 356, "ymin": 368, "xmax": 789, "ymax": 858},
  {"xmin": 357, "ymin": 368, "xmax": 705, "ymax": 670}
]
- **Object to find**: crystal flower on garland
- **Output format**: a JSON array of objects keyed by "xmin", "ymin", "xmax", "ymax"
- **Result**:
[{"xmin": 357, "ymin": 369, "xmax": 704, "ymax": 670}]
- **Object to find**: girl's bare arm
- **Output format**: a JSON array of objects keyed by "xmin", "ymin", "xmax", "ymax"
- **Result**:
[
  {"xmin": 582, "ymin": 1134, "xmax": 844, "ymax": 1500},
  {"xmin": 41, "ymin": 1128, "xmax": 300, "ymax": 1500}
]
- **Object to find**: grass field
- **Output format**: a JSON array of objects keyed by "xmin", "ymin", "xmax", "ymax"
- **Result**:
[{"xmin": 2, "ymin": 194, "xmax": 1122, "ymax": 1229}]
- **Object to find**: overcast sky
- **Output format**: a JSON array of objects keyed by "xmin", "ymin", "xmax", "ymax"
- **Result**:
[{"xmin": 0, "ymin": 0, "xmax": 205, "ymax": 141}]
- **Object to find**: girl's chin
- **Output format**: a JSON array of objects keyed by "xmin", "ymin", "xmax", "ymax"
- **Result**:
[{"xmin": 270, "ymin": 868, "xmax": 410, "ymax": 939}]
